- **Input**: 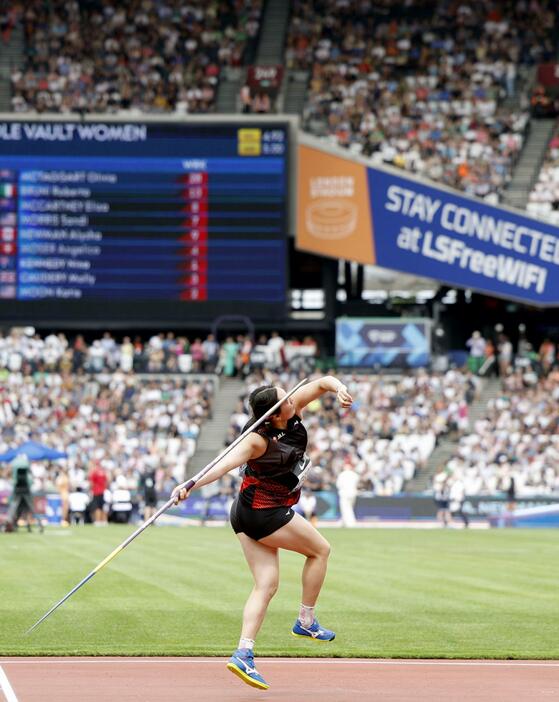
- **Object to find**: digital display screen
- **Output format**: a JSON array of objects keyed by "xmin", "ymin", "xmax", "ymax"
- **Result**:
[{"xmin": 0, "ymin": 120, "xmax": 288, "ymax": 323}]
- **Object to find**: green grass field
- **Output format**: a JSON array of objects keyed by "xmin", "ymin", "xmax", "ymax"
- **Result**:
[{"xmin": 1, "ymin": 526, "xmax": 558, "ymax": 658}]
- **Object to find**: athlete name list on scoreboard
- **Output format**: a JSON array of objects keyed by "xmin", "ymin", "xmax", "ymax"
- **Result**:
[{"xmin": 0, "ymin": 122, "xmax": 287, "ymax": 304}]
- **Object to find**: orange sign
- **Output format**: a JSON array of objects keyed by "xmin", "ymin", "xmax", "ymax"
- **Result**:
[{"xmin": 297, "ymin": 144, "xmax": 376, "ymax": 264}]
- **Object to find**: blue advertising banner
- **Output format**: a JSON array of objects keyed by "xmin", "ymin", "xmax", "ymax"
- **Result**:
[
  {"xmin": 175, "ymin": 490, "xmax": 340, "ymax": 520},
  {"xmin": 297, "ymin": 142, "xmax": 559, "ymax": 306},
  {"xmin": 336, "ymin": 317, "xmax": 430, "ymax": 367},
  {"xmin": 369, "ymin": 170, "xmax": 559, "ymax": 305}
]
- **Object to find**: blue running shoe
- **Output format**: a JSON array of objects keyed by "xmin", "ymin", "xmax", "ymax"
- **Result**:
[
  {"xmin": 291, "ymin": 618, "xmax": 336, "ymax": 642},
  {"xmin": 227, "ymin": 648, "xmax": 269, "ymax": 690}
]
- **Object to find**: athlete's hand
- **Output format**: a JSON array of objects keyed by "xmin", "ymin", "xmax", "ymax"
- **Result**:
[
  {"xmin": 336, "ymin": 385, "xmax": 353, "ymax": 408},
  {"xmin": 172, "ymin": 485, "xmax": 192, "ymax": 505}
]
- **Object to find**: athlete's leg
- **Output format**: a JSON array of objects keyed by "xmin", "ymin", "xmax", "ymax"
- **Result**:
[
  {"xmin": 259, "ymin": 512, "xmax": 330, "ymax": 607},
  {"xmin": 237, "ymin": 533, "xmax": 279, "ymax": 640}
]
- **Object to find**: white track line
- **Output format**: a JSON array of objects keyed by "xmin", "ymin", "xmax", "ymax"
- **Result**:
[
  {"xmin": 0, "ymin": 665, "xmax": 19, "ymax": 702},
  {"xmin": 0, "ymin": 659, "xmax": 558, "ymax": 668}
]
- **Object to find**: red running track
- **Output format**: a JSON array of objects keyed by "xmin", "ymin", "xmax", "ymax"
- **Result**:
[{"xmin": 1, "ymin": 658, "xmax": 558, "ymax": 702}]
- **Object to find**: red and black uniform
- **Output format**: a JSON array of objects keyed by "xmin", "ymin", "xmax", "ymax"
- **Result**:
[
  {"xmin": 89, "ymin": 466, "xmax": 107, "ymax": 511},
  {"xmin": 230, "ymin": 415, "xmax": 308, "ymax": 541}
]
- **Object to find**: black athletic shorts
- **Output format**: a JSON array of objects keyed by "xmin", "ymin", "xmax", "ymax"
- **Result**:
[
  {"xmin": 91, "ymin": 494, "xmax": 104, "ymax": 510},
  {"xmin": 230, "ymin": 497, "xmax": 295, "ymax": 541},
  {"xmin": 144, "ymin": 491, "xmax": 157, "ymax": 508}
]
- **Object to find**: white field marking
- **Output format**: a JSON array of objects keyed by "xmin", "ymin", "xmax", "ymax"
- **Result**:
[
  {"xmin": 0, "ymin": 665, "xmax": 19, "ymax": 702},
  {"xmin": 0, "ymin": 659, "xmax": 558, "ymax": 668}
]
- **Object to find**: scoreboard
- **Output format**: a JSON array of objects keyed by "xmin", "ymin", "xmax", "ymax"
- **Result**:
[{"xmin": 0, "ymin": 120, "xmax": 288, "ymax": 323}]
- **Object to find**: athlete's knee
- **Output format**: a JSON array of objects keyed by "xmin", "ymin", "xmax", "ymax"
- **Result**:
[
  {"xmin": 312, "ymin": 538, "xmax": 331, "ymax": 560},
  {"xmin": 255, "ymin": 579, "xmax": 279, "ymax": 601}
]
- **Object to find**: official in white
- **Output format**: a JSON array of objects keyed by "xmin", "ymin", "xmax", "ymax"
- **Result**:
[
  {"xmin": 336, "ymin": 461, "xmax": 360, "ymax": 527},
  {"xmin": 449, "ymin": 475, "xmax": 469, "ymax": 528}
]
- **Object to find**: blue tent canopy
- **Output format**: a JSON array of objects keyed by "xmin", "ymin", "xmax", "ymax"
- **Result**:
[{"xmin": 0, "ymin": 440, "xmax": 67, "ymax": 462}]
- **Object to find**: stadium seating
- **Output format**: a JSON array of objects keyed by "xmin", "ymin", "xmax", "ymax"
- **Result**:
[
  {"xmin": 0, "ymin": 329, "xmax": 311, "ymax": 376},
  {"xmin": 527, "ymin": 123, "xmax": 559, "ymax": 224},
  {"xmin": 11, "ymin": 0, "xmax": 559, "ymax": 206},
  {"xmin": 0, "ymin": 373, "xmax": 214, "ymax": 497},
  {"xmin": 444, "ymin": 369, "xmax": 559, "ymax": 496},
  {"xmin": 288, "ymin": 0, "xmax": 558, "ymax": 202},
  {"xmin": 229, "ymin": 369, "xmax": 472, "ymax": 496},
  {"xmin": 11, "ymin": 0, "xmax": 263, "ymax": 113},
  {"xmin": 5, "ymin": 2, "xmax": 559, "ymax": 507}
]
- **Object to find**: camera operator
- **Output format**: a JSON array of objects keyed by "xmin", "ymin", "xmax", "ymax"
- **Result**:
[{"xmin": 10, "ymin": 455, "xmax": 43, "ymax": 533}]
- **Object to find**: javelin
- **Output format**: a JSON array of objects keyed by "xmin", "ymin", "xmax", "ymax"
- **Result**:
[{"xmin": 27, "ymin": 376, "xmax": 308, "ymax": 634}]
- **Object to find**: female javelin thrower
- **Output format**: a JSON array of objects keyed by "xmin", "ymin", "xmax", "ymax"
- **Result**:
[{"xmin": 173, "ymin": 376, "xmax": 353, "ymax": 690}]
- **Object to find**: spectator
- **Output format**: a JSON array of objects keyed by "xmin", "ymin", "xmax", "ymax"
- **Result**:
[
  {"xmin": 202, "ymin": 334, "xmax": 219, "ymax": 373},
  {"xmin": 221, "ymin": 336, "xmax": 239, "ymax": 377},
  {"xmin": 234, "ymin": 335, "xmax": 250, "ymax": 377},
  {"xmin": 498, "ymin": 334, "xmax": 513, "ymax": 377},
  {"xmin": 72, "ymin": 334, "xmax": 87, "ymax": 371},
  {"xmin": 87, "ymin": 340, "xmax": 105, "ymax": 373},
  {"xmin": 267, "ymin": 331, "xmax": 286, "ymax": 370},
  {"xmin": 530, "ymin": 84, "xmax": 557, "ymax": 118},
  {"xmin": 539, "ymin": 338, "xmax": 555, "ymax": 375},
  {"xmin": 120, "ymin": 336, "xmax": 134, "ymax": 373},
  {"xmin": 240, "ymin": 83, "xmax": 252, "ymax": 113},
  {"xmin": 251, "ymin": 91, "xmax": 271, "ymax": 114},
  {"xmin": 482, "ymin": 338, "xmax": 497, "ymax": 377},
  {"xmin": 466, "ymin": 331, "xmax": 486, "ymax": 374},
  {"xmin": 190, "ymin": 338, "xmax": 204, "ymax": 372},
  {"xmin": 517, "ymin": 328, "xmax": 532, "ymax": 358}
]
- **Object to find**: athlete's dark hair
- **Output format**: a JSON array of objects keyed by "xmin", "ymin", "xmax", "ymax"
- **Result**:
[{"xmin": 248, "ymin": 385, "xmax": 279, "ymax": 421}]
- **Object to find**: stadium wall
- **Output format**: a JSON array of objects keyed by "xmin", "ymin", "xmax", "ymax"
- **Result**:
[{"xmin": 31, "ymin": 491, "xmax": 559, "ymax": 527}]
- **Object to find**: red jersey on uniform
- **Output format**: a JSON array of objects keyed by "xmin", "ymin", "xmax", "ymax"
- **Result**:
[
  {"xmin": 239, "ymin": 414, "xmax": 308, "ymax": 509},
  {"xmin": 89, "ymin": 466, "xmax": 107, "ymax": 496}
]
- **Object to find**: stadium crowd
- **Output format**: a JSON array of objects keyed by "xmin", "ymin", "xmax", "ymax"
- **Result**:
[
  {"xmin": 228, "ymin": 367, "xmax": 476, "ymax": 496},
  {"xmin": 0, "ymin": 372, "xmax": 214, "ymax": 524},
  {"xmin": 527, "ymin": 124, "xmax": 559, "ymax": 225},
  {"xmin": 0, "ymin": 328, "xmax": 317, "ymax": 526},
  {"xmin": 289, "ymin": 0, "xmax": 558, "ymax": 202},
  {"xmin": 0, "ymin": 327, "xmax": 317, "ymax": 377},
  {"xmin": 8, "ymin": 0, "xmax": 559, "ymax": 207},
  {"xmin": 443, "ymin": 369, "xmax": 559, "ymax": 496},
  {"xmin": 11, "ymin": 0, "xmax": 262, "ymax": 114},
  {"xmin": 465, "ymin": 327, "xmax": 554, "ymax": 379},
  {"xmin": 1, "ymin": 330, "xmax": 557, "ymax": 527}
]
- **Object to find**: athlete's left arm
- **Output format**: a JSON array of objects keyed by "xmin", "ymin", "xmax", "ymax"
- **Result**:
[{"xmin": 292, "ymin": 375, "xmax": 353, "ymax": 413}]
